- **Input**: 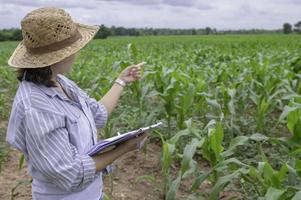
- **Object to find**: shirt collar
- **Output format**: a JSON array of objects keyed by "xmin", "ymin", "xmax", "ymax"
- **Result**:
[{"xmin": 37, "ymin": 74, "xmax": 71, "ymax": 100}]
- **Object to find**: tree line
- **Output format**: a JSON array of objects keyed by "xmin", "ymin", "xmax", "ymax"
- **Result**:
[
  {"xmin": 0, "ymin": 22, "xmax": 300, "ymax": 41},
  {"xmin": 283, "ymin": 21, "xmax": 301, "ymax": 34}
]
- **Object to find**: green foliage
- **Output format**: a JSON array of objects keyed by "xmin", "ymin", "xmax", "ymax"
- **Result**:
[{"xmin": 1, "ymin": 34, "xmax": 301, "ymax": 199}]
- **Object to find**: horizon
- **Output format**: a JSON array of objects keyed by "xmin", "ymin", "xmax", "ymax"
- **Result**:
[{"xmin": 0, "ymin": 25, "xmax": 286, "ymax": 31}]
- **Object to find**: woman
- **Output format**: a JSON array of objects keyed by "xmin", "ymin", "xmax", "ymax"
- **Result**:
[{"xmin": 6, "ymin": 7, "xmax": 149, "ymax": 200}]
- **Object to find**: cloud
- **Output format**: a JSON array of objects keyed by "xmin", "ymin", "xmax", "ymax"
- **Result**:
[
  {"xmin": 0, "ymin": 0, "xmax": 97, "ymax": 9},
  {"xmin": 0, "ymin": 0, "xmax": 300, "ymax": 30},
  {"xmin": 101, "ymin": 0, "xmax": 161, "ymax": 6},
  {"xmin": 0, "ymin": 7, "xmax": 14, "ymax": 15},
  {"xmin": 162, "ymin": 0, "xmax": 196, "ymax": 7},
  {"xmin": 103, "ymin": 0, "xmax": 213, "ymax": 10},
  {"xmin": 275, "ymin": 0, "xmax": 301, "ymax": 4},
  {"xmin": 239, "ymin": 3, "xmax": 269, "ymax": 17}
]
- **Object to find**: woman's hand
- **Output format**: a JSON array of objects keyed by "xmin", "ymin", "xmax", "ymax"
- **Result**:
[
  {"xmin": 117, "ymin": 61, "xmax": 146, "ymax": 84},
  {"xmin": 118, "ymin": 131, "xmax": 149, "ymax": 153}
]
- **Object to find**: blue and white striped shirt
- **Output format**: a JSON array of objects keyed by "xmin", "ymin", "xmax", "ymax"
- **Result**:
[{"xmin": 6, "ymin": 74, "xmax": 112, "ymax": 200}]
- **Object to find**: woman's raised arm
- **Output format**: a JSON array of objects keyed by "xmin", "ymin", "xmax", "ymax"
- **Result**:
[{"xmin": 100, "ymin": 62, "xmax": 146, "ymax": 116}]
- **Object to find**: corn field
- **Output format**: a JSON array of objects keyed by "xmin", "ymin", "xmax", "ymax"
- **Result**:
[{"xmin": 1, "ymin": 34, "xmax": 301, "ymax": 199}]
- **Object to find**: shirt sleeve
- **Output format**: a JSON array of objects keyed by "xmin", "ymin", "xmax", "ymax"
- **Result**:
[
  {"xmin": 76, "ymin": 87, "xmax": 108, "ymax": 129},
  {"xmin": 84, "ymin": 93, "xmax": 108, "ymax": 129},
  {"xmin": 76, "ymin": 92, "xmax": 114, "ymax": 175},
  {"xmin": 24, "ymin": 108, "xmax": 97, "ymax": 192}
]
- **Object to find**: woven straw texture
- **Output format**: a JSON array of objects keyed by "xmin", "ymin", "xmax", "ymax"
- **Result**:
[{"xmin": 8, "ymin": 7, "xmax": 99, "ymax": 68}]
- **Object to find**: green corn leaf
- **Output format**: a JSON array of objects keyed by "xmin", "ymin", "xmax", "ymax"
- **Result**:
[
  {"xmin": 293, "ymin": 119, "xmax": 301, "ymax": 141},
  {"xmin": 18, "ymin": 154, "xmax": 25, "ymax": 170},
  {"xmin": 295, "ymin": 159, "xmax": 301, "ymax": 178},
  {"xmin": 181, "ymin": 138, "xmax": 199, "ymax": 175},
  {"xmin": 286, "ymin": 163, "xmax": 299, "ymax": 185},
  {"xmin": 127, "ymin": 43, "xmax": 137, "ymax": 58},
  {"xmin": 287, "ymin": 108, "xmax": 300, "ymax": 135},
  {"xmin": 206, "ymin": 98, "xmax": 221, "ymax": 111},
  {"xmin": 262, "ymin": 162, "xmax": 280, "ymax": 188},
  {"xmin": 279, "ymin": 106, "xmax": 298, "ymax": 122},
  {"xmin": 209, "ymin": 169, "xmax": 247, "ymax": 200},
  {"xmin": 276, "ymin": 164, "xmax": 288, "ymax": 183},
  {"xmin": 264, "ymin": 187, "xmax": 286, "ymax": 200},
  {"xmin": 209, "ymin": 122, "xmax": 224, "ymax": 159},
  {"xmin": 103, "ymin": 193, "xmax": 110, "ymax": 200},
  {"xmin": 183, "ymin": 160, "xmax": 198, "ymax": 179},
  {"xmin": 201, "ymin": 137, "xmax": 214, "ymax": 165},
  {"xmin": 190, "ymin": 170, "xmax": 211, "ymax": 192},
  {"xmin": 248, "ymin": 166, "xmax": 259, "ymax": 178},
  {"xmin": 221, "ymin": 136, "xmax": 249, "ymax": 157},
  {"xmin": 290, "ymin": 148, "xmax": 301, "ymax": 156},
  {"xmin": 215, "ymin": 158, "xmax": 248, "ymax": 170},
  {"xmin": 162, "ymin": 142, "xmax": 175, "ymax": 176},
  {"xmin": 182, "ymin": 83, "xmax": 195, "ymax": 111},
  {"xmin": 169, "ymin": 129, "xmax": 189, "ymax": 144},
  {"xmin": 292, "ymin": 191, "xmax": 301, "ymax": 200},
  {"xmin": 166, "ymin": 173, "xmax": 182, "ymax": 200},
  {"xmin": 227, "ymin": 88, "xmax": 236, "ymax": 115}
]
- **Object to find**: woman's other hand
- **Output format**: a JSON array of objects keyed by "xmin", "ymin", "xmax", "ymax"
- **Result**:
[
  {"xmin": 118, "ymin": 61, "xmax": 146, "ymax": 84},
  {"xmin": 119, "ymin": 131, "xmax": 149, "ymax": 153}
]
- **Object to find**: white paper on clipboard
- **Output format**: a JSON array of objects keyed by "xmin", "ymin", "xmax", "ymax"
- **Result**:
[{"xmin": 86, "ymin": 122, "xmax": 163, "ymax": 156}]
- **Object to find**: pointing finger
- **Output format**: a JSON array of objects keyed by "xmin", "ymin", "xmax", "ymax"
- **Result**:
[{"xmin": 135, "ymin": 61, "xmax": 147, "ymax": 68}]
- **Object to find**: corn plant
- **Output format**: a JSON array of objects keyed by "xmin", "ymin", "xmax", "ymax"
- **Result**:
[
  {"xmin": 150, "ymin": 64, "xmax": 180, "ymax": 136},
  {"xmin": 157, "ymin": 119, "xmax": 201, "ymax": 200},
  {"xmin": 174, "ymin": 81, "xmax": 195, "ymax": 130},
  {"xmin": 190, "ymin": 120, "xmax": 250, "ymax": 200},
  {"xmin": 158, "ymin": 118, "xmax": 250, "ymax": 200},
  {"xmin": 239, "ymin": 99, "xmax": 301, "ymax": 199}
]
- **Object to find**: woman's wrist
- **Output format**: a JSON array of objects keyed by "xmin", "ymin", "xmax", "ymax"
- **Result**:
[{"xmin": 115, "ymin": 77, "xmax": 127, "ymax": 87}]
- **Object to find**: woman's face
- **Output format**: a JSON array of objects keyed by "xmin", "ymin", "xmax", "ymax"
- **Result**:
[{"xmin": 51, "ymin": 53, "xmax": 77, "ymax": 74}]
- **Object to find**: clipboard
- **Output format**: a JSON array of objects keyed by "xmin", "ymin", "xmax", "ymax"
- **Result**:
[{"xmin": 86, "ymin": 122, "xmax": 163, "ymax": 156}]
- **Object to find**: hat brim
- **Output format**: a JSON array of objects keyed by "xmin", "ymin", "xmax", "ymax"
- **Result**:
[{"xmin": 8, "ymin": 23, "xmax": 99, "ymax": 68}]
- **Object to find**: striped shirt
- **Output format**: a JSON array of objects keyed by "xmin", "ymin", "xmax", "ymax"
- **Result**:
[{"xmin": 6, "ymin": 74, "xmax": 113, "ymax": 200}]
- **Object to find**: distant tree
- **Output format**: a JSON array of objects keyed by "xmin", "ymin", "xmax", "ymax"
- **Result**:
[
  {"xmin": 11, "ymin": 29, "xmax": 22, "ymax": 40},
  {"xmin": 110, "ymin": 25, "xmax": 116, "ymax": 35},
  {"xmin": 128, "ymin": 28, "xmax": 139, "ymax": 36},
  {"xmin": 0, "ymin": 30, "xmax": 11, "ymax": 41},
  {"xmin": 115, "ymin": 27, "xmax": 127, "ymax": 36},
  {"xmin": 205, "ymin": 27, "xmax": 212, "ymax": 35},
  {"xmin": 283, "ymin": 23, "xmax": 292, "ymax": 34},
  {"xmin": 153, "ymin": 30, "xmax": 158, "ymax": 36},
  {"xmin": 191, "ymin": 29, "xmax": 196, "ymax": 35},
  {"xmin": 96, "ymin": 24, "xmax": 111, "ymax": 39},
  {"xmin": 0, "ymin": 32, "xmax": 7, "ymax": 41},
  {"xmin": 294, "ymin": 21, "xmax": 301, "ymax": 33}
]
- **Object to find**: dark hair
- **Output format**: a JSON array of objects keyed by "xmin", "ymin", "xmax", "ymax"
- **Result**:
[{"xmin": 16, "ymin": 66, "xmax": 57, "ymax": 87}]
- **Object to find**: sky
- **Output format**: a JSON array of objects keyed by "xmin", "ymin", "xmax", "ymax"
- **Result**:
[{"xmin": 0, "ymin": 0, "xmax": 300, "ymax": 30}]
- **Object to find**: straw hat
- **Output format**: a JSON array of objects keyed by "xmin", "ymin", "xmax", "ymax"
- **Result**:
[{"xmin": 8, "ymin": 7, "xmax": 100, "ymax": 68}]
